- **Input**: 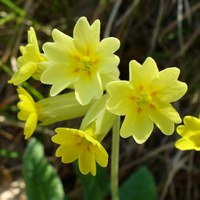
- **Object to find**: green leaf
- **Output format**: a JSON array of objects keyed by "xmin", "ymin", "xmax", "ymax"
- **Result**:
[
  {"xmin": 23, "ymin": 138, "xmax": 66, "ymax": 200},
  {"xmin": 75, "ymin": 162, "xmax": 110, "ymax": 200},
  {"xmin": 119, "ymin": 166, "xmax": 157, "ymax": 200}
]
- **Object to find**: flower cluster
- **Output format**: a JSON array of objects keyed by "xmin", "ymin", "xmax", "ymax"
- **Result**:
[{"xmin": 9, "ymin": 16, "xmax": 190, "ymax": 175}]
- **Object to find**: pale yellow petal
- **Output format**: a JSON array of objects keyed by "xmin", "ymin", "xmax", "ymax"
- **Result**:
[
  {"xmin": 94, "ymin": 143, "xmax": 108, "ymax": 167},
  {"xmin": 52, "ymin": 29, "xmax": 74, "ymax": 44},
  {"xmin": 24, "ymin": 113, "xmax": 37, "ymax": 139},
  {"xmin": 129, "ymin": 57, "xmax": 159, "ymax": 87},
  {"xmin": 17, "ymin": 87, "xmax": 35, "ymax": 104},
  {"xmin": 149, "ymin": 103, "xmax": 181, "ymax": 134},
  {"xmin": 151, "ymin": 67, "xmax": 187, "ymax": 102},
  {"xmin": 99, "ymin": 37, "xmax": 120, "ymax": 55},
  {"xmin": 177, "ymin": 116, "xmax": 200, "ymax": 137},
  {"xmin": 23, "ymin": 44, "xmax": 40, "ymax": 61},
  {"xmin": 89, "ymin": 148, "xmax": 96, "ymax": 176},
  {"xmin": 73, "ymin": 17, "xmax": 100, "ymax": 53},
  {"xmin": 98, "ymin": 55, "xmax": 120, "ymax": 74},
  {"xmin": 78, "ymin": 144, "xmax": 94, "ymax": 175},
  {"xmin": 75, "ymin": 72, "xmax": 103, "ymax": 105},
  {"xmin": 28, "ymin": 27, "xmax": 39, "ymax": 52},
  {"xmin": 120, "ymin": 111, "xmax": 154, "ymax": 144},
  {"xmin": 175, "ymin": 138, "xmax": 197, "ymax": 150},
  {"xmin": 8, "ymin": 62, "xmax": 37, "ymax": 85},
  {"xmin": 101, "ymin": 66, "xmax": 120, "ymax": 88},
  {"xmin": 45, "ymin": 29, "xmax": 78, "ymax": 64},
  {"xmin": 55, "ymin": 144, "xmax": 80, "ymax": 163},
  {"xmin": 106, "ymin": 81, "xmax": 134, "ymax": 115},
  {"xmin": 41, "ymin": 63, "xmax": 78, "ymax": 96},
  {"xmin": 52, "ymin": 128, "xmax": 83, "ymax": 145}
]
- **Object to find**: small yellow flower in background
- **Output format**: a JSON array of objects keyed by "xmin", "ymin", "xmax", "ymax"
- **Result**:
[
  {"xmin": 41, "ymin": 17, "xmax": 120, "ymax": 105},
  {"xmin": 17, "ymin": 87, "xmax": 38, "ymax": 139},
  {"xmin": 52, "ymin": 127, "xmax": 108, "ymax": 176},
  {"xmin": 8, "ymin": 27, "xmax": 47, "ymax": 85},
  {"xmin": 106, "ymin": 57, "xmax": 187, "ymax": 144},
  {"xmin": 175, "ymin": 116, "xmax": 200, "ymax": 150}
]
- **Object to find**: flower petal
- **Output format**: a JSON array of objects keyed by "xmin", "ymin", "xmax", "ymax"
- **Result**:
[
  {"xmin": 94, "ymin": 143, "xmax": 108, "ymax": 167},
  {"xmin": 151, "ymin": 67, "xmax": 187, "ymax": 102},
  {"xmin": 177, "ymin": 116, "xmax": 200, "ymax": 137},
  {"xmin": 24, "ymin": 113, "xmax": 37, "ymax": 139},
  {"xmin": 41, "ymin": 63, "xmax": 78, "ymax": 96},
  {"xmin": 78, "ymin": 144, "xmax": 95, "ymax": 175},
  {"xmin": 73, "ymin": 17, "xmax": 100, "ymax": 53},
  {"xmin": 120, "ymin": 111, "xmax": 154, "ymax": 144},
  {"xmin": 149, "ymin": 103, "xmax": 181, "ymax": 135},
  {"xmin": 55, "ymin": 144, "xmax": 80, "ymax": 163},
  {"xmin": 129, "ymin": 57, "xmax": 159, "ymax": 87},
  {"xmin": 8, "ymin": 62, "xmax": 37, "ymax": 85},
  {"xmin": 43, "ymin": 29, "xmax": 76, "ymax": 63},
  {"xmin": 75, "ymin": 72, "xmax": 103, "ymax": 105},
  {"xmin": 175, "ymin": 138, "xmax": 197, "ymax": 150},
  {"xmin": 106, "ymin": 81, "xmax": 134, "ymax": 115},
  {"xmin": 98, "ymin": 55, "xmax": 120, "ymax": 74},
  {"xmin": 99, "ymin": 37, "xmax": 120, "ymax": 55},
  {"xmin": 52, "ymin": 132, "xmax": 82, "ymax": 145}
]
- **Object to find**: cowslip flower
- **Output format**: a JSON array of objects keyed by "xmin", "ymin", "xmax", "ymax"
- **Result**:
[
  {"xmin": 17, "ymin": 87, "xmax": 91, "ymax": 139},
  {"xmin": 52, "ymin": 127, "xmax": 108, "ymax": 176},
  {"xmin": 41, "ymin": 17, "xmax": 120, "ymax": 105},
  {"xmin": 17, "ymin": 87, "xmax": 38, "ymax": 139},
  {"xmin": 175, "ymin": 115, "xmax": 200, "ymax": 150},
  {"xmin": 106, "ymin": 57, "xmax": 187, "ymax": 144},
  {"xmin": 8, "ymin": 27, "xmax": 47, "ymax": 85}
]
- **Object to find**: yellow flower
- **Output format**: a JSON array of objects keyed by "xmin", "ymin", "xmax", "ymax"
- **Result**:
[
  {"xmin": 41, "ymin": 17, "xmax": 120, "ymax": 105},
  {"xmin": 17, "ymin": 87, "xmax": 38, "ymax": 139},
  {"xmin": 52, "ymin": 127, "xmax": 108, "ymax": 176},
  {"xmin": 8, "ymin": 27, "xmax": 47, "ymax": 85},
  {"xmin": 106, "ymin": 57, "xmax": 187, "ymax": 144},
  {"xmin": 17, "ymin": 87, "xmax": 92, "ymax": 139},
  {"xmin": 175, "ymin": 116, "xmax": 200, "ymax": 150}
]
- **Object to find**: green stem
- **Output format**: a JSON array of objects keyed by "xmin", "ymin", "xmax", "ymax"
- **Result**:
[{"xmin": 111, "ymin": 116, "xmax": 120, "ymax": 200}]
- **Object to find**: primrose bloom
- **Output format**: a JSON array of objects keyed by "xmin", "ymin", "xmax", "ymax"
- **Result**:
[
  {"xmin": 52, "ymin": 127, "xmax": 108, "ymax": 176},
  {"xmin": 8, "ymin": 27, "xmax": 47, "ymax": 85},
  {"xmin": 106, "ymin": 57, "xmax": 187, "ymax": 144},
  {"xmin": 17, "ymin": 87, "xmax": 91, "ymax": 139},
  {"xmin": 17, "ymin": 87, "xmax": 38, "ymax": 139},
  {"xmin": 175, "ymin": 116, "xmax": 200, "ymax": 150},
  {"xmin": 41, "ymin": 17, "xmax": 120, "ymax": 105}
]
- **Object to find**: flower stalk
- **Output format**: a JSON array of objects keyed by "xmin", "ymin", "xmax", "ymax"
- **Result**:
[{"xmin": 111, "ymin": 115, "xmax": 120, "ymax": 200}]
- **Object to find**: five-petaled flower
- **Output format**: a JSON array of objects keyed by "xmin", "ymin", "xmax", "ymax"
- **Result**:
[
  {"xmin": 175, "ymin": 115, "xmax": 200, "ymax": 150},
  {"xmin": 41, "ymin": 17, "xmax": 120, "ymax": 105},
  {"xmin": 8, "ymin": 27, "xmax": 47, "ymax": 85},
  {"xmin": 52, "ymin": 127, "xmax": 108, "ymax": 176},
  {"xmin": 106, "ymin": 57, "xmax": 187, "ymax": 144},
  {"xmin": 17, "ymin": 87, "xmax": 38, "ymax": 139}
]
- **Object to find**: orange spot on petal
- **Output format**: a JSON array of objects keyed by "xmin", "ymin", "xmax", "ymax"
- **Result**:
[{"xmin": 137, "ymin": 107, "xmax": 142, "ymax": 113}]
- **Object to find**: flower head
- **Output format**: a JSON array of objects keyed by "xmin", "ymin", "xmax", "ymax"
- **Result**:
[
  {"xmin": 175, "ymin": 116, "xmax": 200, "ymax": 150},
  {"xmin": 52, "ymin": 127, "xmax": 108, "ymax": 176},
  {"xmin": 41, "ymin": 17, "xmax": 120, "ymax": 105},
  {"xmin": 17, "ymin": 87, "xmax": 38, "ymax": 139},
  {"xmin": 8, "ymin": 27, "xmax": 47, "ymax": 85},
  {"xmin": 106, "ymin": 57, "xmax": 187, "ymax": 144}
]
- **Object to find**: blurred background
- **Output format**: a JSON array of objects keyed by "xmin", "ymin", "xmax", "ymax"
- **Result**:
[{"xmin": 0, "ymin": 0, "xmax": 200, "ymax": 199}]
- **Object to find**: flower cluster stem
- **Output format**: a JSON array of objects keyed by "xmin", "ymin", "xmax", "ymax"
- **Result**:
[{"xmin": 111, "ymin": 116, "xmax": 120, "ymax": 200}]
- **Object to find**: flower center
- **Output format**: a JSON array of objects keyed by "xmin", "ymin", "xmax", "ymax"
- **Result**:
[
  {"xmin": 136, "ymin": 92, "xmax": 152, "ymax": 107},
  {"xmin": 80, "ymin": 56, "xmax": 93, "ymax": 72}
]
